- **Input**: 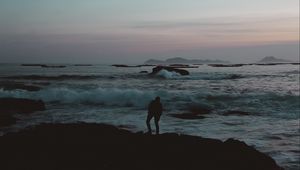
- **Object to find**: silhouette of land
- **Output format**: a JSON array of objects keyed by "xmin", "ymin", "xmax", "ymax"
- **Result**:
[{"xmin": 0, "ymin": 123, "xmax": 283, "ymax": 170}]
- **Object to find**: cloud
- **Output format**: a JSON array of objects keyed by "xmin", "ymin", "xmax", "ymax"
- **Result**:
[
  {"xmin": 133, "ymin": 20, "xmax": 239, "ymax": 29},
  {"xmin": 131, "ymin": 16, "xmax": 299, "ymax": 30}
]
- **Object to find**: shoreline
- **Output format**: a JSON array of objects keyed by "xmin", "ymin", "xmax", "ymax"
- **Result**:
[{"xmin": 0, "ymin": 123, "xmax": 283, "ymax": 170}]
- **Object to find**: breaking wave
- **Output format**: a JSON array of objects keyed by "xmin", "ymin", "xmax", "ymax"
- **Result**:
[
  {"xmin": 0, "ymin": 87, "xmax": 165, "ymax": 108},
  {"xmin": 0, "ymin": 87, "xmax": 299, "ymax": 116}
]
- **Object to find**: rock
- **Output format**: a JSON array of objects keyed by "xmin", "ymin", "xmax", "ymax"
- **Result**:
[
  {"xmin": 0, "ymin": 98, "xmax": 46, "ymax": 114},
  {"xmin": 0, "ymin": 81, "xmax": 41, "ymax": 91},
  {"xmin": 144, "ymin": 57, "xmax": 229, "ymax": 65},
  {"xmin": 150, "ymin": 66, "xmax": 189, "ymax": 76},
  {"xmin": 170, "ymin": 113, "xmax": 205, "ymax": 120},
  {"xmin": 21, "ymin": 64, "xmax": 44, "ymax": 67},
  {"xmin": 0, "ymin": 123, "xmax": 283, "ymax": 170},
  {"xmin": 140, "ymin": 71, "xmax": 148, "ymax": 74},
  {"xmin": 21, "ymin": 64, "xmax": 66, "ymax": 68},
  {"xmin": 223, "ymin": 111, "xmax": 251, "ymax": 116},
  {"xmin": 188, "ymin": 105, "xmax": 212, "ymax": 115},
  {"xmin": 0, "ymin": 98, "xmax": 45, "ymax": 127},
  {"xmin": 73, "ymin": 64, "xmax": 92, "ymax": 66},
  {"xmin": 170, "ymin": 105, "xmax": 211, "ymax": 120},
  {"xmin": 257, "ymin": 56, "xmax": 291, "ymax": 63},
  {"xmin": 208, "ymin": 64, "xmax": 245, "ymax": 67},
  {"xmin": 41, "ymin": 65, "xmax": 66, "ymax": 68},
  {"xmin": 169, "ymin": 64, "xmax": 199, "ymax": 68},
  {"xmin": 112, "ymin": 64, "xmax": 141, "ymax": 67},
  {"xmin": 0, "ymin": 113, "xmax": 17, "ymax": 127}
]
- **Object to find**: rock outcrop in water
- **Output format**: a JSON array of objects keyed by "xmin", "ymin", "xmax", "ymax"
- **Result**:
[
  {"xmin": 21, "ymin": 64, "xmax": 66, "ymax": 68},
  {"xmin": 170, "ymin": 105, "xmax": 212, "ymax": 120},
  {"xmin": 223, "ymin": 110, "xmax": 251, "ymax": 116},
  {"xmin": 208, "ymin": 64, "xmax": 245, "ymax": 67},
  {"xmin": 0, "ymin": 81, "xmax": 41, "ymax": 91},
  {"xmin": 150, "ymin": 66, "xmax": 189, "ymax": 76},
  {"xmin": 0, "ymin": 98, "xmax": 46, "ymax": 127},
  {"xmin": 170, "ymin": 113, "xmax": 206, "ymax": 119},
  {"xmin": 0, "ymin": 123, "xmax": 283, "ymax": 170}
]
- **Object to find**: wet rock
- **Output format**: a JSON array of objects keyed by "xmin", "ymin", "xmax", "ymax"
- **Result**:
[
  {"xmin": 0, "ymin": 98, "xmax": 46, "ymax": 114},
  {"xmin": 139, "ymin": 71, "xmax": 148, "ymax": 73},
  {"xmin": 112, "ymin": 64, "xmax": 141, "ymax": 67},
  {"xmin": 73, "ymin": 64, "xmax": 92, "ymax": 66},
  {"xmin": 21, "ymin": 64, "xmax": 66, "ymax": 68},
  {"xmin": 169, "ymin": 64, "xmax": 199, "ymax": 68},
  {"xmin": 170, "ymin": 113, "xmax": 205, "ymax": 120},
  {"xmin": 223, "ymin": 111, "xmax": 251, "ymax": 116},
  {"xmin": 208, "ymin": 64, "xmax": 245, "ymax": 67},
  {"xmin": 0, "ymin": 98, "xmax": 45, "ymax": 127},
  {"xmin": 0, "ymin": 123, "xmax": 283, "ymax": 170},
  {"xmin": 188, "ymin": 105, "xmax": 212, "ymax": 115},
  {"xmin": 41, "ymin": 65, "xmax": 66, "ymax": 68},
  {"xmin": 0, "ymin": 113, "xmax": 17, "ymax": 127},
  {"xmin": 0, "ymin": 81, "xmax": 41, "ymax": 91},
  {"xmin": 150, "ymin": 66, "xmax": 189, "ymax": 76}
]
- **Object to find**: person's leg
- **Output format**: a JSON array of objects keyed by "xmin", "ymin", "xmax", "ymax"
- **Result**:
[
  {"xmin": 154, "ymin": 115, "xmax": 160, "ymax": 135},
  {"xmin": 146, "ymin": 114, "xmax": 153, "ymax": 134}
]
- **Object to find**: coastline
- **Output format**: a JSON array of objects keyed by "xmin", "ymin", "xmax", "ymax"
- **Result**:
[{"xmin": 0, "ymin": 123, "xmax": 283, "ymax": 170}]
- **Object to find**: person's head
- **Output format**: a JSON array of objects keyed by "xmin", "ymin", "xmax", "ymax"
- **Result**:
[{"xmin": 155, "ymin": 96, "xmax": 160, "ymax": 102}]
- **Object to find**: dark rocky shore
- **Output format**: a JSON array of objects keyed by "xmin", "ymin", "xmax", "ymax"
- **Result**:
[
  {"xmin": 0, "ymin": 98, "xmax": 46, "ymax": 127},
  {"xmin": 0, "ymin": 123, "xmax": 283, "ymax": 170}
]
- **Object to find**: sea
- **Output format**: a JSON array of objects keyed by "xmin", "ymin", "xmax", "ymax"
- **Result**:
[{"xmin": 0, "ymin": 63, "xmax": 299, "ymax": 170}]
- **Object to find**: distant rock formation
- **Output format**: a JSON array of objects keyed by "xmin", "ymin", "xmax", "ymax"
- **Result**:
[
  {"xmin": 144, "ymin": 57, "xmax": 229, "ymax": 65},
  {"xmin": 144, "ymin": 59, "xmax": 165, "ymax": 65},
  {"xmin": 257, "ymin": 56, "xmax": 291, "ymax": 63}
]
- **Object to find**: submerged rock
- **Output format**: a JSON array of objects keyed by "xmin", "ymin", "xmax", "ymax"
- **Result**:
[
  {"xmin": 112, "ymin": 64, "xmax": 141, "ymax": 67},
  {"xmin": 208, "ymin": 64, "xmax": 245, "ymax": 67},
  {"xmin": 150, "ymin": 66, "xmax": 189, "ymax": 76},
  {"xmin": 0, "ymin": 123, "xmax": 283, "ymax": 170},
  {"xmin": 170, "ymin": 113, "xmax": 205, "ymax": 120},
  {"xmin": 139, "ymin": 71, "xmax": 148, "ymax": 73},
  {"xmin": 188, "ymin": 105, "xmax": 212, "ymax": 115},
  {"xmin": 0, "ymin": 81, "xmax": 41, "ymax": 91},
  {"xmin": 223, "ymin": 111, "xmax": 251, "ymax": 116}
]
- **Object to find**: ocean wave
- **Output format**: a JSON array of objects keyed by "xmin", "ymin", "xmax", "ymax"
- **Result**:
[
  {"xmin": 0, "ymin": 86, "xmax": 299, "ymax": 113},
  {"xmin": 0, "ymin": 75, "xmax": 114, "ymax": 81},
  {"xmin": 156, "ymin": 70, "xmax": 181, "ymax": 79},
  {"xmin": 282, "ymin": 70, "xmax": 300, "ymax": 75},
  {"xmin": 0, "ymin": 88, "xmax": 164, "ymax": 108},
  {"xmin": 1, "ymin": 72, "xmax": 285, "ymax": 81}
]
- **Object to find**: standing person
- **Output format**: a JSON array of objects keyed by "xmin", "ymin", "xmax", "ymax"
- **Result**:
[{"xmin": 146, "ymin": 96, "xmax": 163, "ymax": 134}]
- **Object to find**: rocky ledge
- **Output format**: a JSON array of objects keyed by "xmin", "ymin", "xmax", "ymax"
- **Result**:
[
  {"xmin": 0, "ymin": 123, "xmax": 283, "ymax": 170},
  {"xmin": 0, "ymin": 98, "xmax": 46, "ymax": 127}
]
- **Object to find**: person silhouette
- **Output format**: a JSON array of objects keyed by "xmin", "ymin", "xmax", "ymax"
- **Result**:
[{"xmin": 146, "ymin": 96, "xmax": 163, "ymax": 134}]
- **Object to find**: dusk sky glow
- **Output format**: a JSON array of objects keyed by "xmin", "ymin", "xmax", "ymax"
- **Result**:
[{"xmin": 0, "ymin": 0, "xmax": 299, "ymax": 64}]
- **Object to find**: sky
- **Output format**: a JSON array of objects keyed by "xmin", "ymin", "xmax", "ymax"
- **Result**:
[{"xmin": 0, "ymin": 0, "xmax": 299, "ymax": 64}]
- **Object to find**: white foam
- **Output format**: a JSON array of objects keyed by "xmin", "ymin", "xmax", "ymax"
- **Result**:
[{"xmin": 157, "ymin": 69, "xmax": 181, "ymax": 79}]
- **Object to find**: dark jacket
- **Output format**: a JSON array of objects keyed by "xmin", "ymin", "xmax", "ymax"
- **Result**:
[{"xmin": 148, "ymin": 100, "xmax": 163, "ymax": 116}]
